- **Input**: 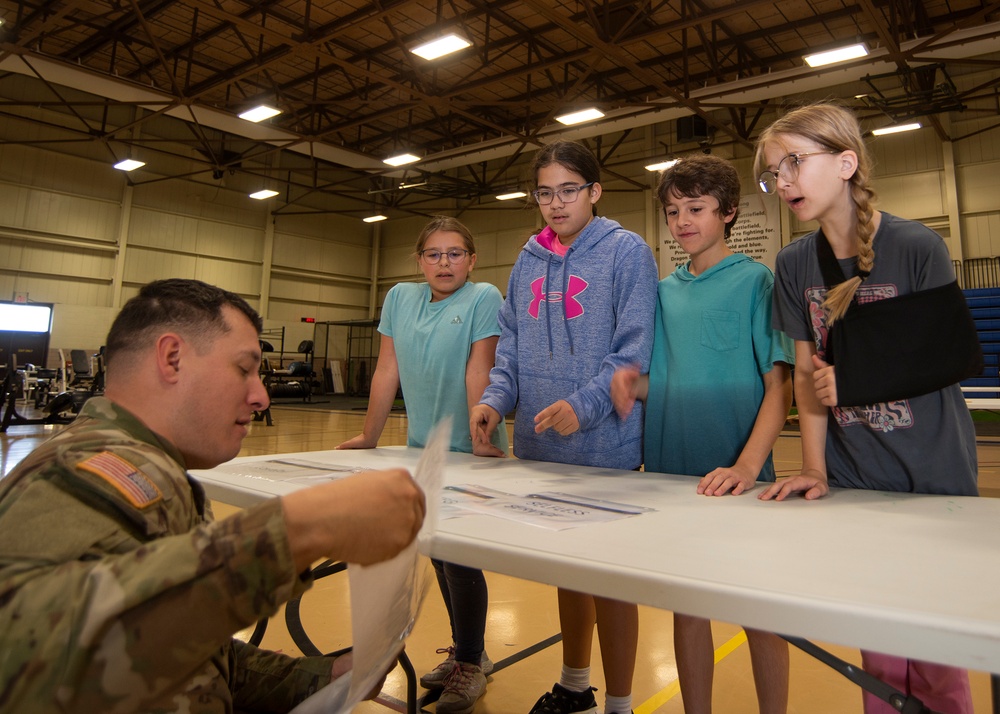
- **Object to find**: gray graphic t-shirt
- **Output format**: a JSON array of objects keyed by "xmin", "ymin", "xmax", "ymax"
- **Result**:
[{"xmin": 772, "ymin": 212, "xmax": 977, "ymax": 495}]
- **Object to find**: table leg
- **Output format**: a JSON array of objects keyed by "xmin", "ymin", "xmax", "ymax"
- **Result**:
[
  {"xmin": 781, "ymin": 636, "xmax": 939, "ymax": 713},
  {"xmin": 398, "ymin": 650, "xmax": 417, "ymax": 714}
]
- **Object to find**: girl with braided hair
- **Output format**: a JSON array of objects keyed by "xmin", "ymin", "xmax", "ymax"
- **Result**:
[{"xmin": 755, "ymin": 103, "xmax": 976, "ymax": 713}]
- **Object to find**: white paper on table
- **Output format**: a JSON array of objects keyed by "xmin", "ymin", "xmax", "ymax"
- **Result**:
[
  {"xmin": 214, "ymin": 458, "xmax": 372, "ymax": 485},
  {"xmin": 440, "ymin": 483, "xmax": 511, "ymax": 520},
  {"xmin": 289, "ymin": 418, "xmax": 447, "ymax": 714},
  {"xmin": 444, "ymin": 485, "xmax": 655, "ymax": 530}
]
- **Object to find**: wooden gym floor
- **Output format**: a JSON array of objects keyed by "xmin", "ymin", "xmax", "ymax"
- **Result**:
[{"xmin": 2, "ymin": 402, "xmax": 999, "ymax": 713}]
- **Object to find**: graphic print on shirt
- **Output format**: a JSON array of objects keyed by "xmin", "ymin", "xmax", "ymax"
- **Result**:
[
  {"xmin": 529, "ymin": 275, "xmax": 589, "ymax": 319},
  {"xmin": 806, "ymin": 282, "xmax": 914, "ymax": 433}
]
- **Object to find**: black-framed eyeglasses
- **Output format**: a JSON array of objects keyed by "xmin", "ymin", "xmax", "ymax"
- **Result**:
[
  {"xmin": 757, "ymin": 151, "xmax": 837, "ymax": 194},
  {"xmin": 419, "ymin": 248, "xmax": 470, "ymax": 264},
  {"xmin": 532, "ymin": 182, "xmax": 595, "ymax": 205}
]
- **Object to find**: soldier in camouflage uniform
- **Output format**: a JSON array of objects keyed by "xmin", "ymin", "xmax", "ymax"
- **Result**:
[{"xmin": 0, "ymin": 279, "xmax": 426, "ymax": 713}]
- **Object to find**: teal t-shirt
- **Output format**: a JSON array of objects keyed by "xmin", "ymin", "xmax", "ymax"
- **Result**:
[
  {"xmin": 644, "ymin": 254, "xmax": 793, "ymax": 479},
  {"xmin": 380, "ymin": 280, "xmax": 508, "ymax": 454}
]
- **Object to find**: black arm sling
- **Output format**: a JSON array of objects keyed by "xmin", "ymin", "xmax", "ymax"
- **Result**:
[{"xmin": 816, "ymin": 232, "xmax": 982, "ymax": 407}]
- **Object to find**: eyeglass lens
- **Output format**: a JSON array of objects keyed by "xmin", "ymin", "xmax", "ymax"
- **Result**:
[
  {"xmin": 421, "ymin": 249, "xmax": 468, "ymax": 264},
  {"xmin": 532, "ymin": 183, "xmax": 592, "ymax": 205},
  {"xmin": 758, "ymin": 152, "xmax": 836, "ymax": 194},
  {"xmin": 759, "ymin": 154, "xmax": 800, "ymax": 194}
]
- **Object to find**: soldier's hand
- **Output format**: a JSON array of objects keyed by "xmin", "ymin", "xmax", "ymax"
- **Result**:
[
  {"xmin": 329, "ymin": 651, "xmax": 387, "ymax": 699},
  {"xmin": 283, "ymin": 468, "xmax": 425, "ymax": 570}
]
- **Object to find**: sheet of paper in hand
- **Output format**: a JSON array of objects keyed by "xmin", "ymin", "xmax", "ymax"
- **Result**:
[{"xmin": 289, "ymin": 418, "xmax": 447, "ymax": 713}]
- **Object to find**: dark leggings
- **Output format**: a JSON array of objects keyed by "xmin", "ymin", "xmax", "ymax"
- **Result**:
[{"xmin": 431, "ymin": 559, "xmax": 488, "ymax": 665}]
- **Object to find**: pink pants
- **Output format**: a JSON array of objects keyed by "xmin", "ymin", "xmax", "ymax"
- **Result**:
[{"xmin": 861, "ymin": 651, "xmax": 973, "ymax": 714}]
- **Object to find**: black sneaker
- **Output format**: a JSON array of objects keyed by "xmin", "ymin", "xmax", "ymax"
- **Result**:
[{"xmin": 528, "ymin": 683, "xmax": 598, "ymax": 714}]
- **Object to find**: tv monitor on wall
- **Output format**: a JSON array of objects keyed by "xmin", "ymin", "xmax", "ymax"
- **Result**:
[
  {"xmin": 0, "ymin": 302, "xmax": 54, "ymax": 369},
  {"xmin": 0, "ymin": 303, "xmax": 53, "ymax": 333}
]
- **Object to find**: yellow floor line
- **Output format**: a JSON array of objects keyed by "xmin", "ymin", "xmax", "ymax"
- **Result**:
[{"xmin": 634, "ymin": 630, "xmax": 749, "ymax": 714}]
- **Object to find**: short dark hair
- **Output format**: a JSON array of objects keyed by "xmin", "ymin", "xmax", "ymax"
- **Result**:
[
  {"xmin": 105, "ymin": 279, "xmax": 262, "ymax": 368},
  {"xmin": 656, "ymin": 154, "xmax": 742, "ymax": 238}
]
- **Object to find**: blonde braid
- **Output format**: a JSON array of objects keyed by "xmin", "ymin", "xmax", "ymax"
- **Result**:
[{"xmin": 822, "ymin": 168, "xmax": 878, "ymax": 325}]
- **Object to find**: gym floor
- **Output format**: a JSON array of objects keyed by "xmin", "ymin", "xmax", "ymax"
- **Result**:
[{"xmin": 2, "ymin": 403, "xmax": 998, "ymax": 713}]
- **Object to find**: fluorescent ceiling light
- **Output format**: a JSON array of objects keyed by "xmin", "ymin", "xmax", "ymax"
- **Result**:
[
  {"xmin": 249, "ymin": 189, "xmax": 279, "ymax": 200},
  {"xmin": 114, "ymin": 159, "xmax": 145, "ymax": 171},
  {"xmin": 496, "ymin": 191, "xmax": 527, "ymax": 201},
  {"xmin": 239, "ymin": 105, "xmax": 281, "ymax": 122},
  {"xmin": 363, "ymin": 214, "xmax": 388, "ymax": 223},
  {"xmin": 872, "ymin": 122, "xmax": 922, "ymax": 136},
  {"xmin": 556, "ymin": 108, "xmax": 605, "ymax": 125},
  {"xmin": 804, "ymin": 43, "xmax": 869, "ymax": 68},
  {"xmin": 645, "ymin": 160, "xmax": 679, "ymax": 172},
  {"xmin": 411, "ymin": 34, "xmax": 471, "ymax": 60},
  {"xmin": 384, "ymin": 153, "xmax": 420, "ymax": 167}
]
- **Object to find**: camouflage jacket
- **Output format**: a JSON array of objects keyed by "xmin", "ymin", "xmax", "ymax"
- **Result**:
[{"xmin": 0, "ymin": 397, "xmax": 333, "ymax": 713}]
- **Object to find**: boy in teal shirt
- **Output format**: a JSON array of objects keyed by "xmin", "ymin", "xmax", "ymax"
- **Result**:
[{"xmin": 611, "ymin": 154, "xmax": 793, "ymax": 713}]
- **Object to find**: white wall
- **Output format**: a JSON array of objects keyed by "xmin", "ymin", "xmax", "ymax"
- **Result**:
[{"xmin": 0, "ymin": 142, "xmax": 384, "ymax": 365}]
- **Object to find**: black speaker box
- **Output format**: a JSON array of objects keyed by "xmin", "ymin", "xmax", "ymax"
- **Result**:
[{"xmin": 677, "ymin": 115, "xmax": 710, "ymax": 143}]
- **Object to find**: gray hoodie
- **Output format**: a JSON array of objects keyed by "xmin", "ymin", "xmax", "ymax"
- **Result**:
[{"xmin": 480, "ymin": 216, "xmax": 658, "ymax": 468}]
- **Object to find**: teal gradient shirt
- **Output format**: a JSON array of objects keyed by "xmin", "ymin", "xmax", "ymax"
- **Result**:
[{"xmin": 644, "ymin": 254, "xmax": 793, "ymax": 478}]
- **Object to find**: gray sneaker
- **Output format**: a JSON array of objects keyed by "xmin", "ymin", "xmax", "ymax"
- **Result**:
[
  {"xmin": 419, "ymin": 646, "xmax": 494, "ymax": 689},
  {"xmin": 436, "ymin": 662, "xmax": 487, "ymax": 714}
]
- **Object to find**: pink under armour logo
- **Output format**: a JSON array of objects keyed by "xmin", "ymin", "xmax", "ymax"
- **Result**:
[{"xmin": 529, "ymin": 275, "xmax": 588, "ymax": 319}]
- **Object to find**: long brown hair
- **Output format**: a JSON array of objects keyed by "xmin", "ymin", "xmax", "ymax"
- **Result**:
[{"xmin": 755, "ymin": 103, "xmax": 878, "ymax": 324}]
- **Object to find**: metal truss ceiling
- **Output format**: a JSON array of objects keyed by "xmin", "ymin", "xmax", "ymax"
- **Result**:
[{"xmin": 0, "ymin": 0, "xmax": 998, "ymax": 218}]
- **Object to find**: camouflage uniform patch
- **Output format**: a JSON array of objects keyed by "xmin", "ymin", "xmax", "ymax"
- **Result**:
[{"xmin": 78, "ymin": 451, "xmax": 162, "ymax": 508}]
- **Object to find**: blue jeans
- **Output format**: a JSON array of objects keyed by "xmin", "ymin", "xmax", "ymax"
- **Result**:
[{"xmin": 431, "ymin": 559, "xmax": 488, "ymax": 665}]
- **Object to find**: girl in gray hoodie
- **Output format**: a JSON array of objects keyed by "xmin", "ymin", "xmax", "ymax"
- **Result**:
[{"xmin": 471, "ymin": 140, "xmax": 657, "ymax": 714}]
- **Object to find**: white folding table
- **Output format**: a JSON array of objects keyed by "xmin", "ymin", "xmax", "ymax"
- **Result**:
[{"xmin": 193, "ymin": 447, "xmax": 1000, "ymax": 711}]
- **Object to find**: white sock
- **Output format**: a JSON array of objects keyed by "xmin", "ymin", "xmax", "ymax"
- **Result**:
[
  {"xmin": 559, "ymin": 664, "xmax": 591, "ymax": 692},
  {"xmin": 605, "ymin": 693, "xmax": 632, "ymax": 713}
]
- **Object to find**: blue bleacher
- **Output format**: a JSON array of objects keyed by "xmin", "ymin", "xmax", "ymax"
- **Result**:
[
  {"xmin": 962, "ymin": 287, "xmax": 1000, "ymax": 299},
  {"xmin": 969, "ymin": 306, "xmax": 1000, "ymax": 318},
  {"xmin": 963, "ymin": 286, "xmax": 1000, "ymax": 390}
]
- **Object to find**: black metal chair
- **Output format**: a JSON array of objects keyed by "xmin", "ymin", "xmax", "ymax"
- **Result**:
[
  {"xmin": 64, "ymin": 348, "xmax": 104, "ymax": 412},
  {"xmin": 254, "ymin": 342, "xmax": 276, "ymax": 426}
]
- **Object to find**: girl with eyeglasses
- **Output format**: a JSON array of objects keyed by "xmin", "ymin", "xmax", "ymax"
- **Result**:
[
  {"xmin": 471, "ymin": 140, "xmax": 658, "ymax": 714},
  {"xmin": 338, "ymin": 215, "xmax": 507, "ymax": 713},
  {"xmin": 755, "ymin": 103, "xmax": 976, "ymax": 714}
]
